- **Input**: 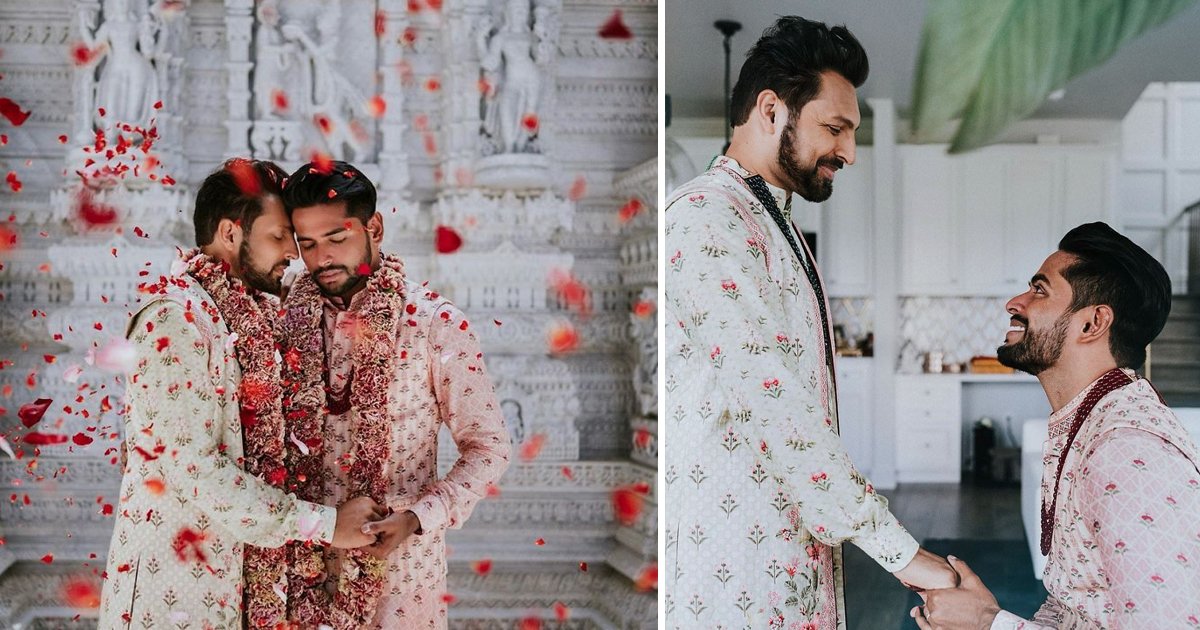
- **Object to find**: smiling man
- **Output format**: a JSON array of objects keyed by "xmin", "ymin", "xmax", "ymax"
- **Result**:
[
  {"xmin": 664, "ymin": 16, "xmax": 955, "ymax": 630},
  {"xmin": 265, "ymin": 161, "xmax": 510, "ymax": 629},
  {"xmin": 914, "ymin": 222, "xmax": 1200, "ymax": 629}
]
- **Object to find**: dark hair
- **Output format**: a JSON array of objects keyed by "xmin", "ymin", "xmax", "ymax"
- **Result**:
[
  {"xmin": 281, "ymin": 160, "xmax": 376, "ymax": 223},
  {"xmin": 729, "ymin": 16, "xmax": 868, "ymax": 128},
  {"xmin": 193, "ymin": 158, "xmax": 287, "ymax": 246},
  {"xmin": 1058, "ymin": 222, "xmax": 1172, "ymax": 368}
]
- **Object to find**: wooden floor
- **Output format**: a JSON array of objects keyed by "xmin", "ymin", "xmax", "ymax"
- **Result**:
[{"xmin": 843, "ymin": 482, "xmax": 1026, "ymax": 630}]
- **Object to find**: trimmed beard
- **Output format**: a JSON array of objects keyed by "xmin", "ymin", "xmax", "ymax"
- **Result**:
[
  {"xmin": 777, "ymin": 113, "xmax": 841, "ymax": 203},
  {"xmin": 238, "ymin": 238, "xmax": 286, "ymax": 295},
  {"xmin": 311, "ymin": 240, "xmax": 373, "ymax": 298},
  {"xmin": 996, "ymin": 310, "xmax": 1072, "ymax": 375}
]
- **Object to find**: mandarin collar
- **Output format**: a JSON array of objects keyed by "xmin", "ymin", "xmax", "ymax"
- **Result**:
[{"xmin": 713, "ymin": 155, "xmax": 794, "ymax": 220}]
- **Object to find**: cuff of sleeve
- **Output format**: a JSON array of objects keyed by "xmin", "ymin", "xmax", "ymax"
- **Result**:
[
  {"xmin": 853, "ymin": 508, "xmax": 920, "ymax": 573},
  {"xmin": 294, "ymin": 500, "xmax": 337, "ymax": 545},
  {"xmin": 406, "ymin": 492, "xmax": 448, "ymax": 534},
  {"xmin": 990, "ymin": 610, "xmax": 1022, "ymax": 629}
]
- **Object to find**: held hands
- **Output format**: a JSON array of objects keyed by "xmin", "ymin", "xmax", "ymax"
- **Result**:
[
  {"xmin": 893, "ymin": 547, "xmax": 959, "ymax": 592},
  {"xmin": 331, "ymin": 496, "xmax": 388, "ymax": 549},
  {"xmin": 910, "ymin": 555, "xmax": 1000, "ymax": 630},
  {"xmin": 361, "ymin": 509, "xmax": 422, "ymax": 559}
]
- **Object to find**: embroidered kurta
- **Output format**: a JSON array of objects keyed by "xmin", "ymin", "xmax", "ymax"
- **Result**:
[
  {"xmin": 316, "ymin": 275, "xmax": 510, "ymax": 629},
  {"xmin": 98, "ymin": 274, "xmax": 336, "ymax": 630},
  {"xmin": 993, "ymin": 373, "xmax": 1200, "ymax": 629},
  {"xmin": 664, "ymin": 156, "xmax": 918, "ymax": 630}
]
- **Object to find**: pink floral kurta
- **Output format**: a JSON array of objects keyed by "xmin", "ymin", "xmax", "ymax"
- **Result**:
[
  {"xmin": 99, "ymin": 275, "xmax": 336, "ymax": 630},
  {"xmin": 664, "ymin": 157, "xmax": 918, "ymax": 630},
  {"xmin": 319, "ymin": 277, "xmax": 510, "ymax": 629},
  {"xmin": 993, "ymin": 373, "xmax": 1200, "ymax": 629}
]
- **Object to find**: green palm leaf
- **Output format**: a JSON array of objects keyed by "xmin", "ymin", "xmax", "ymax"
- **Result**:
[{"xmin": 911, "ymin": 0, "xmax": 1195, "ymax": 153}]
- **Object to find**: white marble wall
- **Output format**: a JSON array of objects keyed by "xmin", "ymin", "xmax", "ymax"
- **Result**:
[{"xmin": 0, "ymin": 0, "xmax": 657, "ymax": 627}]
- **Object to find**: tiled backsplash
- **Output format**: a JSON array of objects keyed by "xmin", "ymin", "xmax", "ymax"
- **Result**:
[
  {"xmin": 899, "ymin": 296, "xmax": 1012, "ymax": 363},
  {"xmin": 829, "ymin": 296, "xmax": 1014, "ymax": 366}
]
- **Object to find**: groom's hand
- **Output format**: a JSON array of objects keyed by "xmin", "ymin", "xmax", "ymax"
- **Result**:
[
  {"xmin": 892, "ymin": 547, "xmax": 959, "ymax": 592},
  {"xmin": 331, "ymin": 496, "xmax": 388, "ymax": 549},
  {"xmin": 361, "ymin": 509, "xmax": 421, "ymax": 559},
  {"xmin": 911, "ymin": 555, "xmax": 1000, "ymax": 630}
]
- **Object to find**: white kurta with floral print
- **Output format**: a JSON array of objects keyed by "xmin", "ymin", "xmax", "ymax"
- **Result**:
[
  {"xmin": 664, "ymin": 156, "xmax": 918, "ymax": 630},
  {"xmin": 992, "ymin": 373, "xmax": 1200, "ymax": 629},
  {"xmin": 98, "ymin": 275, "xmax": 337, "ymax": 630}
]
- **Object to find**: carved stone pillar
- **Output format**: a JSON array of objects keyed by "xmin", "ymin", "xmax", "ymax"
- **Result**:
[{"xmin": 223, "ymin": 0, "xmax": 253, "ymax": 155}]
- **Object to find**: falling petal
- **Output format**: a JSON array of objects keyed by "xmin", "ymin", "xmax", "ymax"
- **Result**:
[
  {"xmin": 6, "ymin": 172, "xmax": 23, "ymax": 193},
  {"xmin": 18, "ymin": 398, "xmax": 53, "ymax": 428},
  {"xmin": 143, "ymin": 478, "xmax": 166, "ymax": 495},
  {"xmin": 271, "ymin": 89, "xmax": 290, "ymax": 113},
  {"xmin": 470, "ymin": 558, "xmax": 492, "ymax": 576},
  {"xmin": 567, "ymin": 175, "xmax": 586, "ymax": 201},
  {"xmin": 548, "ymin": 269, "xmax": 590, "ymax": 314},
  {"xmin": 598, "ymin": 9, "xmax": 633, "ymax": 40},
  {"xmin": 546, "ymin": 322, "xmax": 580, "ymax": 355},
  {"xmin": 434, "ymin": 225, "xmax": 463, "ymax": 254},
  {"xmin": 518, "ymin": 433, "xmax": 547, "ymax": 462},
  {"xmin": 226, "ymin": 159, "xmax": 262, "ymax": 196},
  {"xmin": 618, "ymin": 198, "xmax": 645, "ymax": 223},
  {"xmin": 0, "ymin": 98, "xmax": 31, "ymax": 126},
  {"xmin": 62, "ymin": 577, "xmax": 101, "ymax": 609},
  {"xmin": 634, "ymin": 563, "xmax": 658, "ymax": 591},
  {"xmin": 521, "ymin": 113, "xmax": 539, "ymax": 134},
  {"xmin": 612, "ymin": 484, "xmax": 645, "ymax": 525},
  {"xmin": 367, "ymin": 95, "xmax": 387, "ymax": 118},
  {"xmin": 72, "ymin": 432, "xmax": 94, "ymax": 446},
  {"xmin": 24, "ymin": 432, "xmax": 69, "ymax": 446},
  {"xmin": 553, "ymin": 601, "xmax": 570, "ymax": 622}
]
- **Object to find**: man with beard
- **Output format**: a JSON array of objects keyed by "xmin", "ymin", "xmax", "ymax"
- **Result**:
[
  {"xmin": 99, "ymin": 159, "xmax": 383, "ymax": 630},
  {"xmin": 913, "ymin": 222, "xmax": 1200, "ymax": 629},
  {"xmin": 270, "ymin": 161, "xmax": 510, "ymax": 629},
  {"xmin": 664, "ymin": 16, "xmax": 955, "ymax": 630}
]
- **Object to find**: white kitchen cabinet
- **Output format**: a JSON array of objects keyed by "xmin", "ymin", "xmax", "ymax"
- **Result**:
[
  {"xmin": 898, "ymin": 145, "xmax": 1116, "ymax": 296},
  {"xmin": 822, "ymin": 150, "xmax": 874, "ymax": 296},
  {"xmin": 895, "ymin": 375, "xmax": 962, "ymax": 482},
  {"xmin": 835, "ymin": 357, "xmax": 873, "ymax": 476}
]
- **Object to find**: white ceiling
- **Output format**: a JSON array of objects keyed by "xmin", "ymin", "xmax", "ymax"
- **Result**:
[{"xmin": 666, "ymin": 0, "xmax": 1200, "ymax": 122}]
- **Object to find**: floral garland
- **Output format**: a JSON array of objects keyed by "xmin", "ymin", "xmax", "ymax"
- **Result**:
[
  {"xmin": 277, "ymin": 253, "xmax": 406, "ymax": 629},
  {"xmin": 180, "ymin": 249, "xmax": 290, "ymax": 628}
]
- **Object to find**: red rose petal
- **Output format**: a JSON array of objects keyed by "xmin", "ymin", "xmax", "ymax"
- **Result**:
[
  {"xmin": 612, "ymin": 484, "xmax": 645, "ymax": 526},
  {"xmin": 375, "ymin": 10, "xmax": 387, "ymax": 36},
  {"xmin": 6, "ymin": 171, "xmax": 23, "ymax": 193},
  {"xmin": 579, "ymin": 561, "xmax": 588, "ymax": 572},
  {"xmin": 309, "ymin": 151, "xmax": 333, "ymax": 174},
  {"xmin": 356, "ymin": 263, "xmax": 372, "ymax": 276},
  {"xmin": 567, "ymin": 175, "xmax": 587, "ymax": 201},
  {"xmin": 547, "ymin": 322, "xmax": 580, "ymax": 355},
  {"xmin": 18, "ymin": 398, "xmax": 53, "ymax": 428},
  {"xmin": 521, "ymin": 113, "xmax": 539, "ymax": 133},
  {"xmin": 313, "ymin": 113, "xmax": 333, "ymax": 136},
  {"xmin": 634, "ymin": 563, "xmax": 658, "ymax": 591},
  {"xmin": 72, "ymin": 432, "xmax": 94, "ymax": 446},
  {"xmin": 553, "ymin": 601, "xmax": 570, "ymax": 622},
  {"xmin": 434, "ymin": 225, "xmax": 463, "ymax": 254},
  {"xmin": 143, "ymin": 478, "xmax": 166, "ymax": 495},
  {"xmin": 561, "ymin": 466, "xmax": 575, "ymax": 481},
  {"xmin": 598, "ymin": 9, "xmax": 633, "ymax": 40},
  {"xmin": 24, "ymin": 432, "xmax": 68, "ymax": 446},
  {"xmin": 618, "ymin": 198, "xmax": 645, "ymax": 223},
  {"xmin": 519, "ymin": 433, "xmax": 547, "ymax": 462},
  {"xmin": 633, "ymin": 427, "xmax": 652, "ymax": 449},
  {"xmin": 0, "ymin": 98, "xmax": 31, "ymax": 126},
  {"xmin": 367, "ymin": 95, "xmax": 387, "ymax": 118},
  {"xmin": 62, "ymin": 577, "xmax": 101, "ymax": 609},
  {"xmin": 41, "ymin": 553, "xmax": 54, "ymax": 564},
  {"xmin": 633, "ymin": 299, "xmax": 656, "ymax": 319},
  {"xmin": 271, "ymin": 89, "xmax": 289, "ymax": 113},
  {"xmin": 226, "ymin": 159, "xmax": 261, "ymax": 196},
  {"xmin": 470, "ymin": 558, "xmax": 492, "ymax": 576}
]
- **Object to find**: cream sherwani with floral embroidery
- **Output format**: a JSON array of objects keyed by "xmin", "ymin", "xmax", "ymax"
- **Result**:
[
  {"xmin": 98, "ymin": 273, "xmax": 337, "ymax": 630},
  {"xmin": 992, "ymin": 373, "xmax": 1200, "ymax": 629},
  {"xmin": 664, "ymin": 156, "xmax": 918, "ymax": 630},
  {"xmin": 315, "ymin": 274, "xmax": 511, "ymax": 629}
]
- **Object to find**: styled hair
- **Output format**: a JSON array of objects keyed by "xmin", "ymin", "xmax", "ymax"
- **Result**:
[
  {"xmin": 193, "ymin": 158, "xmax": 287, "ymax": 246},
  {"xmin": 1058, "ymin": 222, "xmax": 1172, "ymax": 368},
  {"xmin": 729, "ymin": 16, "xmax": 869, "ymax": 127},
  {"xmin": 281, "ymin": 160, "xmax": 376, "ymax": 223}
]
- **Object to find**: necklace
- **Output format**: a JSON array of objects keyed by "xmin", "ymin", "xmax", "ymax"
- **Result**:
[{"xmin": 1040, "ymin": 368, "xmax": 1132, "ymax": 556}]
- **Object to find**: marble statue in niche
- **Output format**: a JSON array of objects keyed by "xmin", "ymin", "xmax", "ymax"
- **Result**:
[
  {"xmin": 76, "ymin": 0, "xmax": 163, "ymax": 130},
  {"xmin": 501, "ymin": 398, "xmax": 526, "ymax": 446},
  {"xmin": 253, "ymin": 0, "xmax": 367, "ymax": 160},
  {"xmin": 475, "ymin": 0, "xmax": 558, "ymax": 156},
  {"xmin": 630, "ymin": 287, "xmax": 657, "ymax": 417}
]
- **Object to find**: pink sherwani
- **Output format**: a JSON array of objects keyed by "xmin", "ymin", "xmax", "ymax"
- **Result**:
[
  {"xmin": 994, "ymin": 372, "xmax": 1200, "ymax": 629},
  {"xmin": 320, "ymin": 278, "xmax": 511, "ymax": 629}
]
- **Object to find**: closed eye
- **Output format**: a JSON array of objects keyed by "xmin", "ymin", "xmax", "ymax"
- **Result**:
[{"xmin": 826, "ymin": 124, "xmax": 842, "ymax": 136}]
